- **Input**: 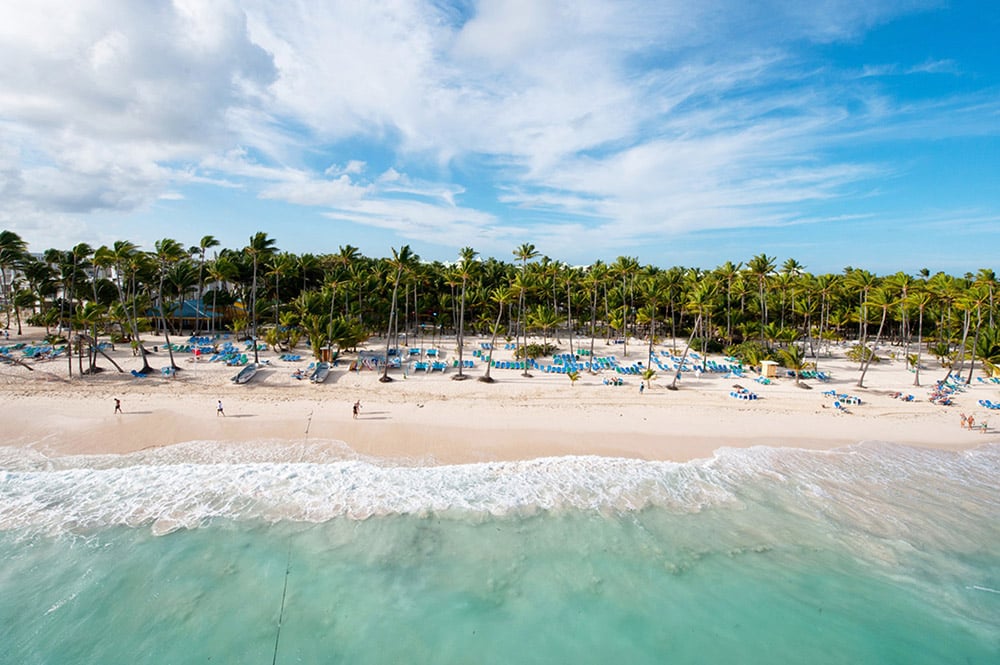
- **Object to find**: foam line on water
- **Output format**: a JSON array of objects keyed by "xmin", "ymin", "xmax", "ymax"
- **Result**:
[{"xmin": 1, "ymin": 441, "xmax": 998, "ymax": 542}]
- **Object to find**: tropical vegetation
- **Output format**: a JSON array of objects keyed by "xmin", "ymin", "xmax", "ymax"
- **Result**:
[{"xmin": 1, "ymin": 230, "xmax": 997, "ymax": 386}]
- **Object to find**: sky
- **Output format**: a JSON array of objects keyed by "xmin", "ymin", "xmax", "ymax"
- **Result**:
[{"xmin": 0, "ymin": 0, "xmax": 997, "ymax": 274}]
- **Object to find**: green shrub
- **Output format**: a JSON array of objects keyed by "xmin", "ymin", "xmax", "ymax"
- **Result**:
[
  {"xmin": 515, "ymin": 343, "xmax": 557, "ymax": 359},
  {"xmin": 690, "ymin": 337, "xmax": 724, "ymax": 353},
  {"xmin": 723, "ymin": 341, "xmax": 772, "ymax": 368},
  {"xmin": 846, "ymin": 345, "xmax": 880, "ymax": 364}
]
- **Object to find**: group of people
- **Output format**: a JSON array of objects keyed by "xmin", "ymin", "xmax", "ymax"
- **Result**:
[{"xmin": 960, "ymin": 413, "xmax": 987, "ymax": 432}]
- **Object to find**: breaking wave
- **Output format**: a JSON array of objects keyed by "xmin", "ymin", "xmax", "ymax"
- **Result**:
[{"xmin": 1, "ymin": 440, "xmax": 997, "ymax": 540}]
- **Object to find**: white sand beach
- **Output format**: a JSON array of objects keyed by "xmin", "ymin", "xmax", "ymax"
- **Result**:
[{"xmin": 1, "ymin": 327, "xmax": 997, "ymax": 463}]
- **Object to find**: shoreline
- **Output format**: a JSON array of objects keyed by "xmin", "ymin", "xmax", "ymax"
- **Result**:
[{"xmin": 2, "ymin": 327, "xmax": 998, "ymax": 464}]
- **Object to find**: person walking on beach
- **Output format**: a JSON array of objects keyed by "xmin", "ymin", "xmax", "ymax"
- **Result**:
[
  {"xmin": 217, "ymin": 399, "xmax": 225, "ymax": 417},
  {"xmin": 639, "ymin": 383, "xmax": 645, "ymax": 395},
  {"xmin": 352, "ymin": 400, "xmax": 361, "ymax": 419},
  {"xmin": 114, "ymin": 398, "xmax": 122, "ymax": 415}
]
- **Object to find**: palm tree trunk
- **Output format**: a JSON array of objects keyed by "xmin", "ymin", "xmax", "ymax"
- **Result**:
[
  {"xmin": 565, "ymin": 281, "xmax": 573, "ymax": 355},
  {"xmin": 480, "ymin": 302, "xmax": 505, "ymax": 383},
  {"xmin": 966, "ymin": 307, "xmax": 982, "ymax": 384},
  {"xmin": 588, "ymin": 288, "xmax": 597, "ymax": 373},
  {"xmin": 454, "ymin": 277, "xmax": 468, "ymax": 380},
  {"xmin": 913, "ymin": 307, "xmax": 924, "ymax": 387},
  {"xmin": 158, "ymin": 276, "xmax": 179, "ymax": 371},
  {"xmin": 669, "ymin": 314, "xmax": 702, "ymax": 390},
  {"xmin": 381, "ymin": 268, "xmax": 402, "ymax": 382},
  {"xmin": 250, "ymin": 256, "xmax": 260, "ymax": 364},
  {"xmin": 857, "ymin": 308, "xmax": 887, "ymax": 388},
  {"xmin": 947, "ymin": 311, "xmax": 971, "ymax": 382}
]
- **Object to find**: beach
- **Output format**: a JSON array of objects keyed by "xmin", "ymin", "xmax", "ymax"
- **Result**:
[{"xmin": 2, "ymin": 327, "xmax": 996, "ymax": 462}]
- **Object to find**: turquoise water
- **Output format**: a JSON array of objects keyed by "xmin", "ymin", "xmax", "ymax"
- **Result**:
[{"xmin": 1, "ymin": 441, "xmax": 998, "ymax": 663}]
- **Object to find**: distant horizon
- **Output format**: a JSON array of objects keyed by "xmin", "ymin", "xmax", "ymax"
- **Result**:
[{"xmin": 1, "ymin": 1, "xmax": 997, "ymax": 274}]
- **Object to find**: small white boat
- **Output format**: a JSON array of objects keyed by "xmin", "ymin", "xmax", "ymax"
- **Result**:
[
  {"xmin": 232, "ymin": 363, "xmax": 258, "ymax": 384},
  {"xmin": 310, "ymin": 362, "xmax": 331, "ymax": 384}
]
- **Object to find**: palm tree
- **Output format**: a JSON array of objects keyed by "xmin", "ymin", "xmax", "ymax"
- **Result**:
[
  {"xmin": 512, "ymin": 243, "xmax": 539, "ymax": 377},
  {"xmin": 528, "ymin": 305, "xmax": 564, "ymax": 350},
  {"xmin": 297, "ymin": 253, "xmax": 323, "ymax": 293},
  {"xmin": 844, "ymin": 268, "xmax": 878, "ymax": 365},
  {"xmin": 747, "ymin": 253, "xmax": 775, "ymax": 345},
  {"xmin": 97, "ymin": 241, "xmax": 156, "ymax": 374},
  {"xmin": 166, "ymin": 260, "xmax": 199, "ymax": 334},
  {"xmin": 974, "ymin": 326, "xmax": 1000, "ymax": 377},
  {"xmin": 559, "ymin": 264, "xmax": 579, "ymax": 355},
  {"xmin": 0, "ymin": 230, "xmax": 28, "ymax": 330},
  {"xmin": 245, "ymin": 232, "xmax": 278, "ymax": 364},
  {"xmin": 641, "ymin": 367, "xmax": 656, "ymax": 390},
  {"xmin": 777, "ymin": 344, "xmax": 810, "ymax": 386},
  {"xmin": 153, "ymin": 238, "xmax": 188, "ymax": 371},
  {"xmin": 380, "ymin": 245, "xmax": 416, "ymax": 382},
  {"xmin": 74, "ymin": 301, "xmax": 123, "ymax": 374},
  {"xmin": 453, "ymin": 247, "xmax": 478, "ymax": 381},
  {"xmin": 192, "ymin": 235, "xmax": 219, "ymax": 335},
  {"xmin": 974, "ymin": 268, "xmax": 997, "ymax": 329},
  {"xmin": 611, "ymin": 256, "xmax": 639, "ymax": 357},
  {"xmin": 715, "ymin": 260, "xmax": 742, "ymax": 345},
  {"xmin": 964, "ymin": 286, "xmax": 990, "ymax": 384},
  {"xmin": 583, "ymin": 261, "xmax": 607, "ymax": 372},
  {"xmin": 480, "ymin": 287, "xmax": 513, "ymax": 384},
  {"xmin": 908, "ymin": 289, "xmax": 933, "ymax": 387},
  {"xmin": 669, "ymin": 314, "xmax": 703, "ymax": 390},
  {"xmin": 65, "ymin": 243, "xmax": 94, "ymax": 378},
  {"xmin": 778, "ymin": 258, "xmax": 805, "ymax": 330},
  {"xmin": 206, "ymin": 255, "xmax": 238, "ymax": 335},
  {"xmin": 946, "ymin": 296, "xmax": 973, "ymax": 382},
  {"xmin": 856, "ymin": 287, "xmax": 895, "ymax": 388},
  {"xmin": 267, "ymin": 253, "xmax": 296, "ymax": 329}
]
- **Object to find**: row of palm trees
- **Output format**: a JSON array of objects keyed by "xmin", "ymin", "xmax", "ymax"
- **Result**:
[{"xmin": 1, "ymin": 229, "xmax": 998, "ymax": 385}]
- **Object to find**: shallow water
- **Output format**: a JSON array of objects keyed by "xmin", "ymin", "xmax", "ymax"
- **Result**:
[{"xmin": 1, "ymin": 441, "xmax": 998, "ymax": 663}]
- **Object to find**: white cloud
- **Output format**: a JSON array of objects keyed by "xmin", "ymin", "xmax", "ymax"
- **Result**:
[
  {"xmin": 0, "ymin": 0, "xmax": 275, "ymax": 217},
  {"xmin": 0, "ymin": 0, "xmax": 991, "ymax": 261}
]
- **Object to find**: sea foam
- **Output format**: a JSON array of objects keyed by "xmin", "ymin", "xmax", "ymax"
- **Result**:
[{"xmin": 1, "ymin": 440, "xmax": 997, "ymax": 542}]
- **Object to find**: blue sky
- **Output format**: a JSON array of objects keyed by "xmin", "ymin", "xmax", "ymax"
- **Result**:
[{"xmin": 1, "ymin": 0, "xmax": 997, "ymax": 274}]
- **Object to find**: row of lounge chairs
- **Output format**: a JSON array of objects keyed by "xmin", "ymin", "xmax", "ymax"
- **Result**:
[
  {"xmin": 2, "ymin": 343, "xmax": 66, "ymax": 360},
  {"xmin": 278, "ymin": 353, "xmax": 303, "ymax": 362},
  {"xmin": 703, "ymin": 359, "xmax": 743, "ymax": 374},
  {"xmin": 978, "ymin": 400, "xmax": 1000, "ymax": 410},
  {"xmin": 491, "ymin": 360, "xmax": 531, "ymax": 370},
  {"xmin": 402, "ymin": 348, "xmax": 439, "ymax": 357},
  {"xmin": 169, "ymin": 343, "xmax": 213, "ymax": 354},
  {"xmin": 412, "ymin": 361, "xmax": 448, "ymax": 372},
  {"xmin": 822, "ymin": 390, "xmax": 862, "ymax": 405},
  {"xmin": 730, "ymin": 389, "xmax": 758, "ymax": 400},
  {"xmin": 186, "ymin": 335, "xmax": 229, "ymax": 345}
]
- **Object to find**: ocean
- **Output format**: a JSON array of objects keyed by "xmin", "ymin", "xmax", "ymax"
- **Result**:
[{"xmin": 1, "ymin": 440, "xmax": 997, "ymax": 664}]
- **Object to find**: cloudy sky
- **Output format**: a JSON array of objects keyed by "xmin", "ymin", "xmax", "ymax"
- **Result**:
[{"xmin": 1, "ymin": 0, "xmax": 997, "ymax": 272}]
